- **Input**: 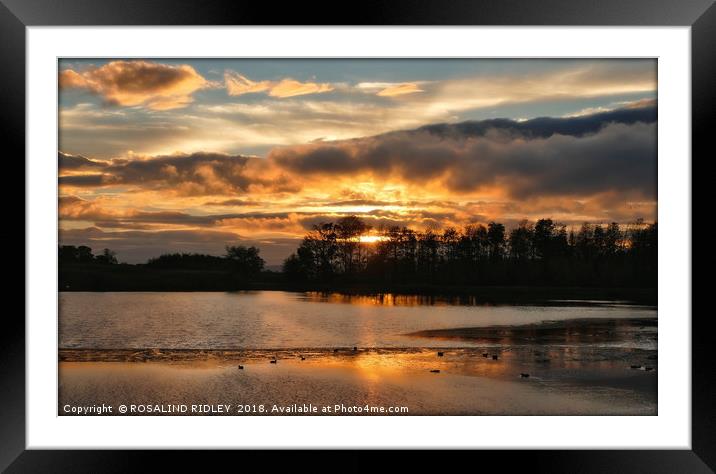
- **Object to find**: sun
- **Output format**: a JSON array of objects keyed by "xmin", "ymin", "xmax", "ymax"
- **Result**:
[{"xmin": 358, "ymin": 235, "xmax": 388, "ymax": 244}]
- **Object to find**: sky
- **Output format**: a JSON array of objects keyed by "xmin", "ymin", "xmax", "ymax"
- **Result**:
[{"xmin": 58, "ymin": 58, "xmax": 657, "ymax": 265}]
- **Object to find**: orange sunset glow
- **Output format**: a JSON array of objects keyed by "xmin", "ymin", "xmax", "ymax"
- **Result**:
[{"xmin": 58, "ymin": 58, "xmax": 657, "ymax": 265}]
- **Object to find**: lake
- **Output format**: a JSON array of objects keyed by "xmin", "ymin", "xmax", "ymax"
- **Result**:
[
  {"xmin": 58, "ymin": 291, "xmax": 658, "ymax": 416},
  {"xmin": 59, "ymin": 291, "xmax": 656, "ymax": 350}
]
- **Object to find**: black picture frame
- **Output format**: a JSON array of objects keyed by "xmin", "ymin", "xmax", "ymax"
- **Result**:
[{"xmin": 4, "ymin": 0, "xmax": 713, "ymax": 471}]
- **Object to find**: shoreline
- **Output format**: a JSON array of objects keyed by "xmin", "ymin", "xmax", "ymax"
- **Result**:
[
  {"xmin": 59, "ymin": 314, "xmax": 658, "ymax": 363},
  {"xmin": 58, "ymin": 303, "xmax": 658, "ymax": 416},
  {"xmin": 59, "ymin": 315, "xmax": 658, "ymax": 362},
  {"xmin": 407, "ymin": 316, "xmax": 657, "ymax": 343},
  {"xmin": 58, "ymin": 283, "xmax": 658, "ymax": 305},
  {"xmin": 59, "ymin": 346, "xmax": 657, "ymax": 416}
]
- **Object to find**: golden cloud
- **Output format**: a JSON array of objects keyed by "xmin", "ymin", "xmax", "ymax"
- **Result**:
[
  {"xmin": 268, "ymin": 79, "xmax": 334, "ymax": 98},
  {"xmin": 376, "ymin": 83, "xmax": 424, "ymax": 97},
  {"xmin": 60, "ymin": 62, "xmax": 656, "ymax": 160},
  {"xmin": 224, "ymin": 71, "xmax": 334, "ymax": 98},
  {"xmin": 59, "ymin": 60, "xmax": 210, "ymax": 110},
  {"xmin": 59, "ymin": 104, "xmax": 657, "ymax": 211},
  {"xmin": 224, "ymin": 72, "xmax": 272, "ymax": 95}
]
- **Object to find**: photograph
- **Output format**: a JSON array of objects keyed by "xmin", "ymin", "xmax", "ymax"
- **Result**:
[
  {"xmin": 57, "ymin": 58, "xmax": 658, "ymax": 417},
  {"xmin": 5, "ymin": 0, "xmax": 709, "ymax": 466}
]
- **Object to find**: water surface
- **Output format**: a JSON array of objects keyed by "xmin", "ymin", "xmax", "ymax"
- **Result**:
[{"xmin": 59, "ymin": 291, "xmax": 656, "ymax": 350}]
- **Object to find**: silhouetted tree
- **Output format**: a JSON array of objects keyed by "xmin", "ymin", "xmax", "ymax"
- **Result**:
[
  {"xmin": 59, "ymin": 245, "xmax": 95, "ymax": 264},
  {"xmin": 533, "ymin": 218, "xmax": 556, "ymax": 259},
  {"xmin": 61, "ymin": 216, "xmax": 659, "ymax": 290},
  {"xmin": 509, "ymin": 220, "xmax": 534, "ymax": 261},
  {"xmin": 59, "ymin": 245, "xmax": 114, "ymax": 264},
  {"xmin": 487, "ymin": 222, "xmax": 506, "ymax": 261},
  {"xmin": 281, "ymin": 216, "xmax": 657, "ymax": 288},
  {"xmin": 94, "ymin": 248, "xmax": 118, "ymax": 265},
  {"xmin": 225, "ymin": 245, "xmax": 265, "ymax": 277},
  {"xmin": 147, "ymin": 253, "xmax": 226, "ymax": 270},
  {"xmin": 336, "ymin": 215, "xmax": 371, "ymax": 274},
  {"xmin": 283, "ymin": 223, "xmax": 340, "ymax": 282}
]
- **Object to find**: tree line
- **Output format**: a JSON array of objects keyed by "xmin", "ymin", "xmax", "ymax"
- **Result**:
[
  {"xmin": 59, "ymin": 245, "xmax": 118, "ymax": 265},
  {"xmin": 59, "ymin": 244, "xmax": 265, "ymax": 277},
  {"xmin": 283, "ymin": 216, "xmax": 657, "ymax": 288},
  {"xmin": 59, "ymin": 215, "xmax": 657, "ymax": 289}
]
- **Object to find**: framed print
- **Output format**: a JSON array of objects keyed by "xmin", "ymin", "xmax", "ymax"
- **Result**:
[{"xmin": 6, "ymin": 0, "xmax": 714, "ymax": 470}]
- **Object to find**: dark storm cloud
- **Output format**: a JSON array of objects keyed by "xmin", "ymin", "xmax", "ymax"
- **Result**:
[
  {"xmin": 103, "ymin": 152, "xmax": 249, "ymax": 187},
  {"xmin": 269, "ymin": 104, "xmax": 657, "ymax": 199},
  {"xmin": 270, "ymin": 138, "xmax": 460, "ymax": 179},
  {"xmin": 58, "ymin": 152, "xmax": 109, "ymax": 170},
  {"xmin": 415, "ymin": 104, "xmax": 656, "ymax": 140},
  {"xmin": 59, "ymin": 174, "xmax": 108, "ymax": 186},
  {"xmin": 58, "ymin": 152, "xmax": 286, "ymax": 194},
  {"xmin": 58, "ymin": 104, "xmax": 657, "ymax": 202},
  {"xmin": 446, "ymin": 122, "xmax": 657, "ymax": 198}
]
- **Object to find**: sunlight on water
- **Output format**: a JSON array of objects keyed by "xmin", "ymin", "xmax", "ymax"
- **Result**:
[
  {"xmin": 59, "ymin": 291, "xmax": 656, "ymax": 350},
  {"xmin": 59, "ymin": 346, "xmax": 658, "ymax": 416}
]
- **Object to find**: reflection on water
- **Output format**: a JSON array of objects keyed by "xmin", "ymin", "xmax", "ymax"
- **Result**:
[
  {"xmin": 58, "ymin": 347, "xmax": 658, "ymax": 416},
  {"xmin": 301, "ymin": 292, "xmax": 652, "ymax": 308},
  {"xmin": 300, "ymin": 292, "xmax": 493, "ymax": 307},
  {"xmin": 59, "ymin": 291, "xmax": 656, "ymax": 350},
  {"xmin": 59, "ymin": 345, "xmax": 658, "ymax": 379}
]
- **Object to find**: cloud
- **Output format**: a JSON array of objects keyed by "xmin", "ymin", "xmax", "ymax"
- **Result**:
[
  {"xmin": 224, "ymin": 72, "xmax": 272, "ymax": 95},
  {"xmin": 269, "ymin": 79, "xmax": 334, "ymax": 98},
  {"xmin": 416, "ymin": 61, "xmax": 656, "ymax": 114},
  {"xmin": 59, "ymin": 62, "xmax": 656, "ymax": 159},
  {"xmin": 563, "ymin": 98, "xmax": 657, "ymax": 118},
  {"xmin": 59, "ymin": 174, "xmax": 108, "ymax": 187},
  {"xmin": 269, "ymin": 104, "xmax": 658, "ymax": 200},
  {"xmin": 60, "ymin": 195, "xmax": 218, "ymax": 225},
  {"xmin": 58, "ymin": 60, "xmax": 658, "ymax": 265},
  {"xmin": 224, "ymin": 71, "xmax": 334, "ymax": 98},
  {"xmin": 58, "ymin": 151, "xmax": 295, "ymax": 195},
  {"xmin": 58, "ymin": 104, "xmax": 657, "ymax": 263},
  {"xmin": 377, "ymin": 83, "xmax": 424, "ymax": 97},
  {"xmin": 356, "ymin": 82, "xmax": 426, "ymax": 97},
  {"xmin": 203, "ymin": 198, "xmax": 263, "ymax": 207},
  {"xmin": 59, "ymin": 60, "xmax": 210, "ymax": 110},
  {"xmin": 59, "ymin": 194, "xmax": 470, "ymax": 243},
  {"xmin": 59, "ymin": 104, "xmax": 657, "ymax": 205},
  {"xmin": 59, "ymin": 192, "xmax": 655, "ymax": 259},
  {"xmin": 417, "ymin": 105, "xmax": 657, "ymax": 140},
  {"xmin": 58, "ymin": 151, "xmax": 109, "ymax": 170}
]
